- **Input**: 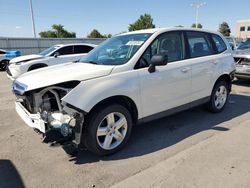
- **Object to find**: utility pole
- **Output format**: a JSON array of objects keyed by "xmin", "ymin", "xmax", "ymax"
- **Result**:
[
  {"xmin": 191, "ymin": 2, "xmax": 206, "ymax": 28},
  {"xmin": 29, "ymin": 0, "xmax": 36, "ymax": 38}
]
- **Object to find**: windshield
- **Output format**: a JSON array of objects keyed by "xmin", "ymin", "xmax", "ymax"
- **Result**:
[
  {"xmin": 237, "ymin": 40, "xmax": 250, "ymax": 50},
  {"xmin": 79, "ymin": 33, "xmax": 152, "ymax": 65},
  {"xmin": 39, "ymin": 46, "xmax": 59, "ymax": 56}
]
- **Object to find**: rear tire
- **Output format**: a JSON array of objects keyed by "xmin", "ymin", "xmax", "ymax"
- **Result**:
[
  {"xmin": 207, "ymin": 81, "xmax": 229, "ymax": 113},
  {"xmin": 83, "ymin": 104, "xmax": 133, "ymax": 156},
  {"xmin": 0, "ymin": 60, "xmax": 9, "ymax": 71}
]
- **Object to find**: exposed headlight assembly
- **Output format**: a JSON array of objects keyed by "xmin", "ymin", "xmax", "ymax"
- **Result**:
[{"xmin": 12, "ymin": 80, "xmax": 28, "ymax": 95}]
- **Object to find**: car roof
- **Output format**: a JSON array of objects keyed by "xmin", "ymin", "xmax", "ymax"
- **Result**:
[
  {"xmin": 119, "ymin": 27, "xmax": 223, "ymax": 36},
  {"xmin": 53, "ymin": 43, "xmax": 98, "ymax": 48}
]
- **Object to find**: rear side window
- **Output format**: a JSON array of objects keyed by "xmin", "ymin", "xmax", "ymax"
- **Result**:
[
  {"xmin": 211, "ymin": 34, "xmax": 227, "ymax": 53},
  {"xmin": 186, "ymin": 32, "xmax": 213, "ymax": 58},
  {"xmin": 74, "ymin": 45, "xmax": 94, "ymax": 54},
  {"xmin": 55, "ymin": 46, "xmax": 74, "ymax": 55}
]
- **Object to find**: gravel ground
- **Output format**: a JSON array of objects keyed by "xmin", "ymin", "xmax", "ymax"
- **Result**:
[{"xmin": 0, "ymin": 71, "xmax": 250, "ymax": 188}]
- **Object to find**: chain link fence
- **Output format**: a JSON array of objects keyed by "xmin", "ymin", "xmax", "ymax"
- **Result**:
[{"xmin": 0, "ymin": 37, "xmax": 106, "ymax": 55}]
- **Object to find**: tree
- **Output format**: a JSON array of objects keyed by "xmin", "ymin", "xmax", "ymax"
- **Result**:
[
  {"xmin": 191, "ymin": 23, "xmax": 203, "ymax": 29},
  {"xmin": 87, "ymin": 29, "xmax": 104, "ymax": 38},
  {"xmin": 87, "ymin": 29, "xmax": 112, "ymax": 38},
  {"xmin": 218, "ymin": 22, "xmax": 231, "ymax": 36},
  {"xmin": 103, "ymin": 34, "xmax": 112, "ymax": 38},
  {"xmin": 128, "ymin": 14, "xmax": 155, "ymax": 32},
  {"xmin": 39, "ymin": 24, "xmax": 76, "ymax": 38}
]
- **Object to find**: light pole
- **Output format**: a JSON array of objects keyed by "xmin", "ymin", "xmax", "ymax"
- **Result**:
[
  {"xmin": 29, "ymin": 0, "xmax": 36, "ymax": 38},
  {"xmin": 191, "ymin": 2, "xmax": 206, "ymax": 28}
]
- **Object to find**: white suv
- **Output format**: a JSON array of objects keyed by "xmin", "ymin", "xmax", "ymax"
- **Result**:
[
  {"xmin": 12, "ymin": 28, "xmax": 235, "ymax": 156},
  {"xmin": 7, "ymin": 43, "xmax": 96, "ymax": 79}
]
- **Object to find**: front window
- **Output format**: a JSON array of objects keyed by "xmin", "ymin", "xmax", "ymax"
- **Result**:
[
  {"xmin": 79, "ymin": 33, "xmax": 151, "ymax": 65},
  {"xmin": 39, "ymin": 46, "xmax": 60, "ymax": 56},
  {"xmin": 136, "ymin": 32, "xmax": 185, "ymax": 69}
]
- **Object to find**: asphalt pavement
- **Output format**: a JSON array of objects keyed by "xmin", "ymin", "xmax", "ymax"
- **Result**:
[{"xmin": 0, "ymin": 72, "xmax": 250, "ymax": 188}]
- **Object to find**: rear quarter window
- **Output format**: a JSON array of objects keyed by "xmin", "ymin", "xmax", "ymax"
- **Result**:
[{"xmin": 211, "ymin": 34, "xmax": 227, "ymax": 53}]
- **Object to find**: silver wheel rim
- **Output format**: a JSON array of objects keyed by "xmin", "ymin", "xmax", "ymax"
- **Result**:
[
  {"xmin": 214, "ymin": 85, "xmax": 227, "ymax": 109},
  {"xmin": 96, "ymin": 112, "xmax": 128, "ymax": 150}
]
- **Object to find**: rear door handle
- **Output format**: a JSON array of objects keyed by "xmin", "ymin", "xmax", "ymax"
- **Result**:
[{"xmin": 181, "ymin": 67, "xmax": 191, "ymax": 73}]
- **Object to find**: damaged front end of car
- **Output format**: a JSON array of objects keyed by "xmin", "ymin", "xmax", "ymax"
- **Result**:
[{"xmin": 12, "ymin": 80, "xmax": 85, "ymax": 147}]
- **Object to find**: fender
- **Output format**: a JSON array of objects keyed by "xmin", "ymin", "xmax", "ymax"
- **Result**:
[{"xmin": 62, "ymin": 70, "xmax": 143, "ymax": 118}]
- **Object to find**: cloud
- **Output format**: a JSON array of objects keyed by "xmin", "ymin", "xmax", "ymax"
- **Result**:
[{"xmin": 15, "ymin": 26, "xmax": 21, "ymax": 29}]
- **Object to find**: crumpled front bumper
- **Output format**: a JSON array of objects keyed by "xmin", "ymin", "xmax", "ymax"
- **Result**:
[
  {"xmin": 235, "ymin": 65, "xmax": 250, "ymax": 79},
  {"xmin": 15, "ymin": 100, "xmax": 84, "ymax": 146},
  {"xmin": 15, "ymin": 101, "xmax": 46, "ymax": 133}
]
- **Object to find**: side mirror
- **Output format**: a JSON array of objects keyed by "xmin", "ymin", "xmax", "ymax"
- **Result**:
[
  {"xmin": 54, "ymin": 52, "xmax": 60, "ymax": 58},
  {"xmin": 148, "ymin": 54, "xmax": 168, "ymax": 73}
]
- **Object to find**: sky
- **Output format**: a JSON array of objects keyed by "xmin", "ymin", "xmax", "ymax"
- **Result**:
[{"xmin": 0, "ymin": 0, "xmax": 249, "ymax": 38}]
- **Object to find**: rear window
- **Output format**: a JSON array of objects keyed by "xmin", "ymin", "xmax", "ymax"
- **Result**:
[
  {"xmin": 186, "ymin": 32, "xmax": 213, "ymax": 58},
  {"xmin": 74, "ymin": 45, "xmax": 94, "ymax": 54},
  {"xmin": 211, "ymin": 34, "xmax": 227, "ymax": 53}
]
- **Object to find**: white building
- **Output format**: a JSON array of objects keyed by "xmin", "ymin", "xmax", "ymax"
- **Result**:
[{"xmin": 236, "ymin": 20, "xmax": 250, "ymax": 39}]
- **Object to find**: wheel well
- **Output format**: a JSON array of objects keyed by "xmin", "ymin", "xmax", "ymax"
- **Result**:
[
  {"xmin": 214, "ymin": 74, "xmax": 232, "ymax": 92},
  {"xmin": 28, "ymin": 63, "xmax": 47, "ymax": 71},
  {"xmin": 1, "ymin": 59, "xmax": 9, "ymax": 63},
  {"xmin": 89, "ymin": 96, "xmax": 138, "ymax": 124}
]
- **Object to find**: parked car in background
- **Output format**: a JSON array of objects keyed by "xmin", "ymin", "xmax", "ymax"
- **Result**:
[
  {"xmin": 233, "ymin": 45, "xmax": 250, "ymax": 80},
  {"xmin": 12, "ymin": 28, "xmax": 235, "ymax": 156},
  {"xmin": 225, "ymin": 36, "xmax": 237, "ymax": 50},
  {"xmin": 236, "ymin": 41, "xmax": 245, "ymax": 49},
  {"xmin": 7, "ymin": 43, "xmax": 97, "ymax": 79},
  {"xmin": 0, "ymin": 49, "xmax": 21, "ymax": 71},
  {"xmin": 236, "ymin": 38, "xmax": 250, "ymax": 50}
]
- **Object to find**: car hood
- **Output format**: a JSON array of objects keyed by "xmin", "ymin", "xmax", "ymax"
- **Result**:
[
  {"xmin": 9, "ymin": 54, "xmax": 44, "ymax": 64},
  {"xmin": 233, "ymin": 49, "xmax": 250, "ymax": 58},
  {"xmin": 16, "ymin": 63, "xmax": 114, "ymax": 91}
]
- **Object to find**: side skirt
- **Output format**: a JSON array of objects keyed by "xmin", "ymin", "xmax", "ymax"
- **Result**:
[{"xmin": 138, "ymin": 96, "xmax": 210, "ymax": 124}]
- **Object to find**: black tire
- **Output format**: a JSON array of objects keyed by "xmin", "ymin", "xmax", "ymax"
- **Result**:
[
  {"xmin": 83, "ymin": 104, "xmax": 133, "ymax": 156},
  {"xmin": 207, "ymin": 81, "xmax": 229, "ymax": 113},
  {"xmin": 0, "ymin": 60, "xmax": 9, "ymax": 71}
]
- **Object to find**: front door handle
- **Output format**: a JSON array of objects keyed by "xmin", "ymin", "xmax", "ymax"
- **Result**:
[{"xmin": 181, "ymin": 67, "xmax": 191, "ymax": 73}]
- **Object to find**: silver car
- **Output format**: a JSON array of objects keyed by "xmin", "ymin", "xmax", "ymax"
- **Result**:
[{"xmin": 234, "ymin": 40, "xmax": 250, "ymax": 79}]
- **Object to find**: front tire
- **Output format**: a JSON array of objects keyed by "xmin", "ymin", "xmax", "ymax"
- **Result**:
[
  {"xmin": 83, "ymin": 104, "xmax": 133, "ymax": 156},
  {"xmin": 207, "ymin": 81, "xmax": 229, "ymax": 113}
]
